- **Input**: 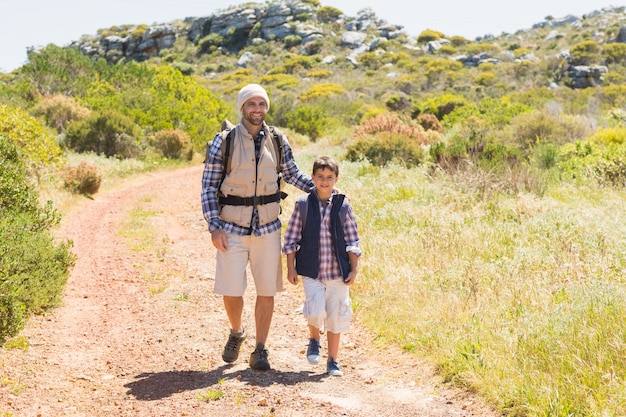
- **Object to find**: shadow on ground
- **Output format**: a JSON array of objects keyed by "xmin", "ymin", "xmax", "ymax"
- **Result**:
[{"xmin": 124, "ymin": 365, "xmax": 328, "ymax": 400}]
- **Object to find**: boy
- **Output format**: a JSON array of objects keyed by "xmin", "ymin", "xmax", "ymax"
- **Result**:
[{"xmin": 282, "ymin": 156, "xmax": 361, "ymax": 376}]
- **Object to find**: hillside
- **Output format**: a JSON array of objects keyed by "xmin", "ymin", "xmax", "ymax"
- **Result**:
[{"xmin": 4, "ymin": 2, "xmax": 626, "ymax": 416}]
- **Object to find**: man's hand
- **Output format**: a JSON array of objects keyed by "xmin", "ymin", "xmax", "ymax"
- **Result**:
[{"xmin": 211, "ymin": 229, "xmax": 228, "ymax": 251}]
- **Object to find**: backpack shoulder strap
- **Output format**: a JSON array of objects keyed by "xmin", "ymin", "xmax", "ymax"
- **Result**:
[
  {"xmin": 267, "ymin": 126, "xmax": 284, "ymax": 172},
  {"xmin": 222, "ymin": 128, "xmax": 234, "ymax": 176}
]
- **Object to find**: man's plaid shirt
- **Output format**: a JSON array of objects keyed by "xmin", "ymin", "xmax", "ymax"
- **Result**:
[{"xmin": 201, "ymin": 128, "xmax": 314, "ymax": 236}]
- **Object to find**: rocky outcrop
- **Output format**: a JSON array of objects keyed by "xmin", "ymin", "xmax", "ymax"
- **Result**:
[
  {"xmin": 566, "ymin": 65, "xmax": 609, "ymax": 88},
  {"xmin": 72, "ymin": 0, "xmax": 402, "ymax": 64}
]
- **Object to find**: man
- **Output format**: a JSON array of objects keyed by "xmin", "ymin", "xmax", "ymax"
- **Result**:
[{"xmin": 200, "ymin": 84, "xmax": 314, "ymax": 370}]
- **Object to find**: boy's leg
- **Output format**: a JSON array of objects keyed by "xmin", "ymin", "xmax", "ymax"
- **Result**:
[{"xmin": 327, "ymin": 331, "xmax": 340, "ymax": 360}]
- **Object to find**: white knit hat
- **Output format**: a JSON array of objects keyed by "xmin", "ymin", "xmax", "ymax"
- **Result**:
[{"xmin": 237, "ymin": 83, "xmax": 270, "ymax": 113}]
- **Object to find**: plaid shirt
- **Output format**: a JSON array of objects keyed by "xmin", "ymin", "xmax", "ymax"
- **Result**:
[
  {"xmin": 201, "ymin": 128, "xmax": 314, "ymax": 236},
  {"xmin": 283, "ymin": 191, "xmax": 361, "ymax": 281}
]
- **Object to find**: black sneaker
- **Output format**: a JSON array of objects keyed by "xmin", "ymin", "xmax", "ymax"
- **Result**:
[
  {"xmin": 249, "ymin": 346, "xmax": 271, "ymax": 370},
  {"xmin": 306, "ymin": 338, "xmax": 321, "ymax": 364},
  {"xmin": 222, "ymin": 329, "xmax": 246, "ymax": 363}
]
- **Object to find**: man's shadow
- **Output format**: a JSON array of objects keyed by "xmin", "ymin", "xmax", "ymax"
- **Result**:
[{"xmin": 124, "ymin": 365, "xmax": 327, "ymax": 401}]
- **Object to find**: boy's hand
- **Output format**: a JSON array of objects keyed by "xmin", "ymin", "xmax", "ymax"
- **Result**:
[
  {"xmin": 344, "ymin": 271, "xmax": 357, "ymax": 286},
  {"xmin": 287, "ymin": 269, "xmax": 299, "ymax": 285}
]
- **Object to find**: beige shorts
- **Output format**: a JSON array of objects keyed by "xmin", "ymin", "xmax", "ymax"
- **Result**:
[
  {"xmin": 214, "ymin": 229, "xmax": 283, "ymax": 297},
  {"xmin": 302, "ymin": 277, "xmax": 352, "ymax": 334}
]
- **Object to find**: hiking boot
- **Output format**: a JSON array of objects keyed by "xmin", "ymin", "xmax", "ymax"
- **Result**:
[
  {"xmin": 326, "ymin": 358, "xmax": 343, "ymax": 377},
  {"xmin": 306, "ymin": 338, "xmax": 321, "ymax": 364},
  {"xmin": 222, "ymin": 329, "xmax": 246, "ymax": 363},
  {"xmin": 249, "ymin": 346, "xmax": 271, "ymax": 370}
]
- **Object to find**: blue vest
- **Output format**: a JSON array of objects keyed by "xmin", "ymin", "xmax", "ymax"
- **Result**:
[{"xmin": 295, "ymin": 192, "xmax": 351, "ymax": 281}]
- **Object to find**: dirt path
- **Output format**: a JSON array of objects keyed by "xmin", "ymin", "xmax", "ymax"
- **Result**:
[{"xmin": 0, "ymin": 165, "xmax": 499, "ymax": 417}]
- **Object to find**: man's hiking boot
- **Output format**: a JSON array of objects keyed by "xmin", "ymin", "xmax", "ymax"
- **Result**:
[
  {"xmin": 306, "ymin": 338, "xmax": 321, "ymax": 364},
  {"xmin": 222, "ymin": 329, "xmax": 246, "ymax": 363},
  {"xmin": 249, "ymin": 345, "xmax": 271, "ymax": 370},
  {"xmin": 326, "ymin": 357, "xmax": 343, "ymax": 377}
]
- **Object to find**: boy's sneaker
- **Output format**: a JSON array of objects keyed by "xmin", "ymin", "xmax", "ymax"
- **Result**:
[
  {"xmin": 222, "ymin": 329, "xmax": 246, "ymax": 363},
  {"xmin": 306, "ymin": 338, "xmax": 321, "ymax": 364},
  {"xmin": 249, "ymin": 346, "xmax": 271, "ymax": 370},
  {"xmin": 326, "ymin": 358, "xmax": 343, "ymax": 377}
]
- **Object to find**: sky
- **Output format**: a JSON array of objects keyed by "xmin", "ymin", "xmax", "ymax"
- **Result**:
[{"xmin": 0, "ymin": 0, "xmax": 623, "ymax": 73}]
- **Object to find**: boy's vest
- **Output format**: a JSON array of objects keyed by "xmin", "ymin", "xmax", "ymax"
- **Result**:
[
  {"xmin": 295, "ymin": 192, "xmax": 351, "ymax": 281},
  {"xmin": 217, "ymin": 123, "xmax": 282, "ymax": 228}
]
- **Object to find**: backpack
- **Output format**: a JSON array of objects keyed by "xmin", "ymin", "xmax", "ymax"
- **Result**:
[
  {"xmin": 206, "ymin": 119, "xmax": 286, "ymax": 199},
  {"xmin": 298, "ymin": 194, "xmax": 348, "ymax": 231}
]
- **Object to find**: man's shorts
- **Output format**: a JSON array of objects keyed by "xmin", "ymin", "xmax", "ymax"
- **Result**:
[
  {"xmin": 214, "ymin": 229, "xmax": 283, "ymax": 297},
  {"xmin": 302, "ymin": 277, "xmax": 351, "ymax": 334}
]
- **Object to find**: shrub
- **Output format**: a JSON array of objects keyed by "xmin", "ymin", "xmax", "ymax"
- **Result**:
[
  {"xmin": 413, "ymin": 93, "xmax": 470, "ymax": 121},
  {"xmin": 0, "ymin": 104, "xmax": 63, "ymax": 167},
  {"xmin": 170, "ymin": 62, "xmax": 195, "ymax": 76},
  {"xmin": 198, "ymin": 33, "xmax": 224, "ymax": 54},
  {"xmin": 284, "ymin": 35, "xmax": 302, "ymax": 48},
  {"xmin": 589, "ymin": 126, "xmax": 626, "ymax": 146},
  {"xmin": 152, "ymin": 129, "xmax": 191, "ymax": 159},
  {"xmin": 299, "ymin": 83, "xmax": 344, "ymax": 101},
  {"xmin": 505, "ymin": 110, "xmax": 593, "ymax": 150},
  {"xmin": 416, "ymin": 113, "xmax": 444, "ymax": 133},
  {"xmin": 284, "ymin": 105, "xmax": 327, "ymax": 141},
  {"xmin": 354, "ymin": 113, "xmax": 429, "ymax": 144},
  {"xmin": 569, "ymin": 40, "xmax": 602, "ymax": 66},
  {"xmin": 0, "ymin": 138, "xmax": 74, "ymax": 343},
  {"xmin": 345, "ymin": 133, "xmax": 425, "ymax": 168},
  {"xmin": 65, "ymin": 110, "xmax": 143, "ymax": 158},
  {"xmin": 31, "ymin": 94, "xmax": 91, "ymax": 133},
  {"xmin": 62, "ymin": 161, "xmax": 102, "ymax": 195},
  {"xmin": 316, "ymin": 6, "xmax": 343, "ymax": 23},
  {"xmin": 385, "ymin": 94, "xmax": 411, "ymax": 111},
  {"xmin": 603, "ymin": 43, "xmax": 626, "ymax": 65},
  {"xmin": 417, "ymin": 29, "xmax": 444, "ymax": 43}
]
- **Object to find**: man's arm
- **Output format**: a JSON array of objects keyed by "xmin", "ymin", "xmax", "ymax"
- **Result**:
[
  {"xmin": 279, "ymin": 133, "xmax": 314, "ymax": 192},
  {"xmin": 200, "ymin": 133, "xmax": 224, "ymax": 233}
]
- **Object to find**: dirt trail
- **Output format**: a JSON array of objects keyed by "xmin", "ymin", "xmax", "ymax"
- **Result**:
[{"xmin": 0, "ymin": 165, "xmax": 499, "ymax": 417}]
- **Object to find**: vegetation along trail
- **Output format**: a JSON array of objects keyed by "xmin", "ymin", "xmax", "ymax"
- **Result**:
[{"xmin": 0, "ymin": 164, "xmax": 499, "ymax": 417}]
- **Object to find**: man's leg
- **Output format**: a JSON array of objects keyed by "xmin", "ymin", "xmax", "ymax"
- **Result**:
[
  {"xmin": 224, "ymin": 295, "xmax": 244, "ymax": 332},
  {"xmin": 254, "ymin": 295, "xmax": 274, "ymax": 345}
]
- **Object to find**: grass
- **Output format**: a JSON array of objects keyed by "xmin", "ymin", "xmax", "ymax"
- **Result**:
[
  {"xmin": 38, "ymin": 139, "xmax": 626, "ymax": 416},
  {"xmin": 330, "ymin": 156, "xmax": 626, "ymax": 416}
]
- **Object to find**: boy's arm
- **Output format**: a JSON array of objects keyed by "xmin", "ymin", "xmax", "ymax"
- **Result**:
[
  {"xmin": 344, "ymin": 252, "xmax": 359, "ymax": 285},
  {"xmin": 286, "ymin": 252, "xmax": 298, "ymax": 285}
]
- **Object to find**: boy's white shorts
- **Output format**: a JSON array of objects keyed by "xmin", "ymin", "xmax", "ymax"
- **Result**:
[{"xmin": 302, "ymin": 276, "xmax": 352, "ymax": 333}]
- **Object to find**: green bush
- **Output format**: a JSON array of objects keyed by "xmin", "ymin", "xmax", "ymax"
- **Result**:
[
  {"xmin": 417, "ymin": 29, "xmax": 444, "ymax": 43},
  {"xmin": 505, "ymin": 110, "xmax": 592, "ymax": 150},
  {"xmin": 65, "ymin": 110, "xmax": 143, "ymax": 158},
  {"xmin": 0, "ymin": 137, "xmax": 74, "ymax": 343},
  {"xmin": 603, "ymin": 43, "xmax": 626, "ymax": 65},
  {"xmin": 284, "ymin": 35, "xmax": 302, "ymax": 48},
  {"xmin": 284, "ymin": 105, "xmax": 327, "ymax": 141},
  {"xmin": 569, "ymin": 40, "xmax": 602, "ymax": 66},
  {"xmin": 0, "ymin": 104, "xmax": 63, "ymax": 167},
  {"xmin": 345, "ymin": 133, "xmax": 425, "ymax": 168},
  {"xmin": 316, "ymin": 6, "xmax": 343, "ymax": 23},
  {"xmin": 0, "ymin": 137, "xmax": 60, "ymax": 231},
  {"xmin": 416, "ymin": 113, "xmax": 443, "ymax": 133},
  {"xmin": 62, "ymin": 161, "xmax": 103, "ymax": 195},
  {"xmin": 152, "ymin": 129, "xmax": 191, "ymax": 159},
  {"xmin": 31, "ymin": 94, "xmax": 92, "ymax": 133},
  {"xmin": 198, "ymin": 33, "xmax": 224, "ymax": 54}
]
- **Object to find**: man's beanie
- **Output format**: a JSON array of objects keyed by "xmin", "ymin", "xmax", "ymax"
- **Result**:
[{"xmin": 237, "ymin": 83, "xmax": 270, "ymax": 113}]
